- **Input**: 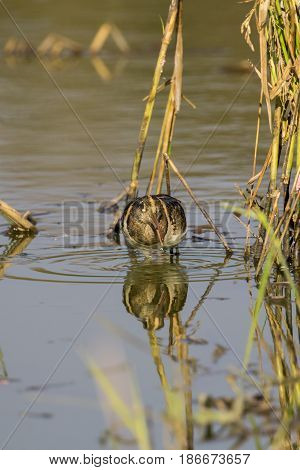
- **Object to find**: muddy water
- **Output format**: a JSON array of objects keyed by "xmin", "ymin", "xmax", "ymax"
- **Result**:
[{"xmin": 0, "ymin": 0, "xmax": 276, "ymax": 449}]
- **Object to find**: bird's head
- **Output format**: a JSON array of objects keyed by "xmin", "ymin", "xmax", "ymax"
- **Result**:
[{"xmin": 123, "ymin": 196, "xmax": 167, "ymax": 247}]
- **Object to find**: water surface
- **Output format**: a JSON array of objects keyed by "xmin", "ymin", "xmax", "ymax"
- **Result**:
[{"xmin": 0, "ymin": 0, "xmax": 281, "ymax": 449}]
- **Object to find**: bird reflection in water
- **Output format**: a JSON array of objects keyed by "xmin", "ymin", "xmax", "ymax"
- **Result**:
[
  {"xmin": 123, "ymin": 258, "xmax": 188, "ymax": 330},
  {"xmin": 123, "ymin": 257, "xmax": 194, "ymax": 449}
]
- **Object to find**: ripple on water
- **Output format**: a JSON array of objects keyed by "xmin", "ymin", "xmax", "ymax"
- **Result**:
[{"xmin": 1, "ymin": 233, "xmax": 248, "ymax": 285}]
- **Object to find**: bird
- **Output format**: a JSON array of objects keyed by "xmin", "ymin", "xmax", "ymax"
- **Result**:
[{"xmin": 121, "ymin": 194, "xmax": 186, "ymax": 249}]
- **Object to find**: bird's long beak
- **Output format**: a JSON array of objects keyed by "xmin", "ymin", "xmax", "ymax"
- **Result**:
[{"xmin": 150, "ymin": 216, "xmax": 164, "ymax": 246}]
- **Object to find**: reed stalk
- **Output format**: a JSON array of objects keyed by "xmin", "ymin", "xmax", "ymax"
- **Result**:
[
  {"xmin": 0, "ymin": 199, "xmax": 37, "ymax": 233},
  {"xmin": 270, "ymin": 103, "xmax": 282, "ymax": 193},
  {"xmin": 245, "ymin": 89, "xmax": 264, "ymax": 257},
  {"xmin": 164, "ymin": 153, "xmax": 232, "ymax": 253},
  {"xmin": 156, "ymin": 93, "xmax": 176, "ymax": 193},
  {"xmin": 146, "ymin": 87, "xmax": 174, "ymax": 195},
  {"xmin": 155, "ymin": 0, "xmax": 183, "ymax": 194},
  {"xmin": 128, "ymin": 0, "xmax": 180, "ymax": 199},
  {"xmin": 297, "ymin": 115, "xmax": 300, "ymax": 170},
  {"xmin": 128, "ymin": 0, "xmax": 185, "ymax": 200},
  {"xmin": 241, "ymin": 0, "xmax": 300, "ymax": 270}
]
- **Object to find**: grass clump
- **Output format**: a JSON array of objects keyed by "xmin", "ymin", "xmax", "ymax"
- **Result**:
[{"xmin": 241, "ymin": 0, "xmax": 300, "ymax": 271}]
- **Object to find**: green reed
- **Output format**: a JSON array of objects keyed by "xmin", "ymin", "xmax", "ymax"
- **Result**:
[{"xmin": 241, "ymin": 0, "xmax": 300, "ymax": 271}]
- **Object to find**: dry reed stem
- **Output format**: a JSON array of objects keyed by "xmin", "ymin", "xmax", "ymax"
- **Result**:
[
  {"xmin": 38, "ymin": 33, "xmax": 83, "ymax": 56},
  {"xmin": 89, "ymin": 23, "xmax": 129, "ymax": 55},
  {"xmin": 258, "ymin": 0, "xmax": 272, "ymax": 131},
  {"xmin": 156, "ymin": 0, "xmax": 183, "ymax": 194},
  {"xmin": 147, "ymin": 90, "xmax": 173, "ymax": 195},
  {"xmin": 143, "ymin": 83, "xmax": 195, "ymax": 109},
  {"xmin": 3, "ymin": 37, "xmax": 32, "ymax": 55},
  {"xmin": 256, "ymin": 188, "xmax": 299, "ymax": 275},
  {"xmin": 174, "ymin": 0, "xmax": 183, "ymax": 113},
  {"xmin": 165, "ymin": 157, "xmax": 171, "ymax": 195},
  {"xmin": 0, "ymin": 199, "xmax": 37, "ymax": 233},
  {"xmin": 156, "ymin": 90, "xmax": 176, "ymax": 193},
  {"xmin": 4, "ymin": 24, "xmax": 128, "ymax": 59},
  {"xmin": 252, "ymin": 88, "xmax": 264, "ymax": 178},
  {"xmin": 110, "ymin": 25, "xmax": 130, "ymax": 53},
  {"xmin": 98, "ymin": 185, "xmax": 131, "ymax": 213},
  {"xmin": 129, "ymin": 0, "xmax": 179, "ymax": 199},
  {"xmin": 242, "ymin": 0, "xmax": 299, "ymax": 269},
  {"xmin": 89, "ymin": 24, "xmax": 113, "ymax": 54},
  {"xmin": 245, "ymin": 87, "xmax": 264, "ymax": 256},
  {"xmin": 163, "ymin": 153, "xmax": 232, "ymax": 253},
  {"xmin": 247, "ymin": 146, "xmax": 272, "ymax": 185},
  {"xmin": 182, "ymin": 94, "xmax": 196, "ymax": 109},
  {"xmin": 255, "ymin": 191, "xmax": 280, "ymax": 274},
  {"xmin": 270, "ymin": 103, "xmax": 282, "ymax": 193},
  {"xmin": 142, "ymin": 79, "xmax": 172, "ymax": 101}
]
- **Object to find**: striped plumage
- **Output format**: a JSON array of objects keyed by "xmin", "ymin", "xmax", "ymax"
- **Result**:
[{"xmin": 121, "ymin": 194, "xmax": 186, "ymax": 249}]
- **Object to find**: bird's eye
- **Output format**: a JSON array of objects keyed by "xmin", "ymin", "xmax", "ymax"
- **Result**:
[{"xmin": 141, "ymin": 204, "xmax": 146, "ymax": 212}]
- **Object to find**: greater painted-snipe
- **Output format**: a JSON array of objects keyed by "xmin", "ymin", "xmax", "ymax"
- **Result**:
[{"xmin": 121, "ymin": 194, "xmax": 186, "ymax": 249}]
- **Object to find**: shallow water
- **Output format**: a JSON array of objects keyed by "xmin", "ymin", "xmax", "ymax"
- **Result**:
[{"xmin": 0, "ymin": 0, "xmax": 288, "ymax": 450}]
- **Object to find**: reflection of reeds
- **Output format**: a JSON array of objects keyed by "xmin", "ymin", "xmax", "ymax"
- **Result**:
[
  {"xmin": 229, "ymin": 202, "xmax": 300, "ymax": 448},
  {"xmin": 0, "ymin": 348, "xmax": 8, "ymax": 382},
  {"xmin": 87, "ymin": 251, "xmax": 296, "ymax": 449},
  {"xmin": 0, "ymin": 233, "xmax": 34, "ymax": 279},
  {"xmin": 229, "ymin": 205, "xmax": 300, "ymax": 367},
  {"xmin": 88, "ymin": 274, "xmax": 297, "ymax": 448},
  {"xmin": 262, "ymin": 274, "xmax": 300, "ymax": 449}
]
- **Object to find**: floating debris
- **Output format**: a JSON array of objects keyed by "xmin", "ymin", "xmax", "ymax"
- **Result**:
[
  {"xmin": 2, "ymin": 23, "xmax": 129, "ymax": 59},
  {"xmin": 3, "ymin": 37, "xmax": 33, "ymax": 56},
  {"xmin": 89, "ymin": 23, "xmax": 129, "ymax": 55},
  {"xmin": 37, "ymin": 33, "xmax": 83, "ymax": 57},
  {"xmin": 0, "ymin": 199, "xmax": 37, "ymax": 233}
]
